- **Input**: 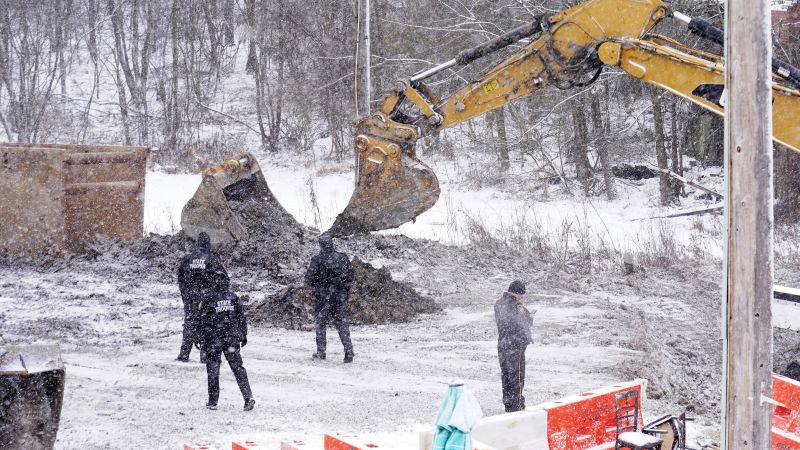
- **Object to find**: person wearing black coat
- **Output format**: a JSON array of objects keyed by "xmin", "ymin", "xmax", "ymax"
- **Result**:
[
  {"xmin": 494, "ymin": 280, "xmax": 534, "ymax": 413},
  {"xmin": 304, "ymin": 234, "xmax": 355, "ymax": 362},
  {"xmin": 198, "ymin": 288, "xmax": 254, "ymax": 411},
  {"xmin": 176, "ymin": 232, "xmax": 230, "ymax": 362}
]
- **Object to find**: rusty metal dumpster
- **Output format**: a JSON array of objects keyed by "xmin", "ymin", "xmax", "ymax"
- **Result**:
[{"xmin": 0, "ymin": 143, "xmax": 148, "ymax": 255}]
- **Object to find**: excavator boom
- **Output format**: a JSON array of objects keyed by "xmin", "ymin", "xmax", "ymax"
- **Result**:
[
  {"xmin": 329, "ymin": 0, "xmax": 800, "ymax": 236},
  {"xmin": 330, "ymin": 0, "xmax": 669, "ymax": 236}
]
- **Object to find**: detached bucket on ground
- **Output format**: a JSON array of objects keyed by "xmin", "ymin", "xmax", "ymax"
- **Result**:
[{"xmin": 181, "ymin": 153, "xmax": 295, "ymax": 243}]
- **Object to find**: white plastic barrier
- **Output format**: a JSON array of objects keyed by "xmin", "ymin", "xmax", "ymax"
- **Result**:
[{"xmin": 471, "ymin": 409, "xmax": 549, "ymax": 449}]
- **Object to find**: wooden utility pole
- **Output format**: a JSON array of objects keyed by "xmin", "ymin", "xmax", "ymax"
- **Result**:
[
  {"xmin": 355, "ymin": 0, "xmax": 371, "ymax": 117},
  {"xmin": 723, "ymin": 0, "xmax": 774, "ymax": 446}
]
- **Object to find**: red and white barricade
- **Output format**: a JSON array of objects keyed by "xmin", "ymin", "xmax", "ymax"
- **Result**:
[
  {"xmin": 419, "ymin": 379, "xmax": 647, "ymax": 450},
  {"xmin": 772, "ymin": 373, "xmax": 800, "ymax": 449},
  {"xmin": 232, "ymin": 439, "xmax": 260, "ymax": 450},
  {"xmin": 280, "ymin": 438, "xmax": 324, "ymax": 450},
  {"xmin": 183, "ymin": 443, "xmax": 217, "ymax": 450}
]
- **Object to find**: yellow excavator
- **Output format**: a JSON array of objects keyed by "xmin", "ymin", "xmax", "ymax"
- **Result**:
[
  {"xmin": 182, "ymin": 0, "xmax": 800, "ymax": 242},
  {"xmin": 324, "ymin": 0, "xmax": 800, "ymax": 236}
]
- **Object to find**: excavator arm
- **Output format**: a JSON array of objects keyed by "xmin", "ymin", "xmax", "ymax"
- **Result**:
[
  {"xmin": 597, "ymin": 37, "xmax": 800, "ymax": 152},
  {"xmin": 328, "ymin": 0, "xmax": 800, "ymax": 236}
]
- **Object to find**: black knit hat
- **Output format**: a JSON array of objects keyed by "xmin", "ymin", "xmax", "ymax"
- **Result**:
[{"xmin": 508, "ymin": 280, "xmax": 526, "ymax": 294}]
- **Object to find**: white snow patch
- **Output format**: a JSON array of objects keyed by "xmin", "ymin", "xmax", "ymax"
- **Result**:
[{"xmin": 142, "ymin": 151, "xmax": 724, "ymax": 259}]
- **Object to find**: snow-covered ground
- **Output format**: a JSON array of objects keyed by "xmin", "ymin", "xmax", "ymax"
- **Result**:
[{"xmin": 0, "ymin": 239, "xmax": 723, "ymax": 449}]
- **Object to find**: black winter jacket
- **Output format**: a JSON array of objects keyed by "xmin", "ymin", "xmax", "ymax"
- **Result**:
[
  {"xmin": 305, "ymin": 248, "xmax": 354, "ymax": 295},
  {"xmin": 494, "ymin": 292, "xmax": 534, "ymax": 351},
  {"xmin": 177, "ymin": 241, "xmax": 229, "ymax": 308},
  {"xmin": 199, "ymin": 290, "xmax": 247, "ymax": 347}
]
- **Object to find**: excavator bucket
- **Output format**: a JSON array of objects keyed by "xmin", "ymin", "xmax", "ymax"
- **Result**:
[
  {"xmin": 0, "ymin": 345, "xmax": 65, "ymax": 450},
  {"xmin": 328, "ymin": 113, "xmax": 440, "ymax": 236},
  {"xmin": 181, "ymin": 152, "xmax": 289, "ymax": 243}
]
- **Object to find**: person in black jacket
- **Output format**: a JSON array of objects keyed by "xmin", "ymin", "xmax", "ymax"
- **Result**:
[
  {"xmin": 304, "ymin": 234, "xmax": 355, "ymax": 362},
  {"xmin": 494, "ymin": 280, "xmax": 534, "ymax": 413},
  {"xmin": 198, "ymin": 288, "xmax": 254, "ymax": 411},
  {"xmin": 176, "ymin": 232, "xmax": 229, "ymax": 363}
]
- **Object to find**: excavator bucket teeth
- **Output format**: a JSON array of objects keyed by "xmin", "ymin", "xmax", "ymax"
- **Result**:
[
  {"xmin": 0, "ymin": 345, "xmax": 66, "ymax": 450},
  {"xmin": 180, "ymin": 153, "xmax": 289, "ymax": 243},
  {"xmin": 328, "ymin": 113, "xmax": 440, "ymax": 236}
]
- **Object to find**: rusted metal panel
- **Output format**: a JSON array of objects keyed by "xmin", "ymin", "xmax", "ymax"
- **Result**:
[
  {"xmin": 0, "ymin": 143, "xmax": 148, "ymax": 255},
  {"xmin": 63, "ymin": 181, "xmax": 143, "ymax": 253},
  {"xmin": 0, "ymin": 146, "xmax": 66, "ymax": 255}
]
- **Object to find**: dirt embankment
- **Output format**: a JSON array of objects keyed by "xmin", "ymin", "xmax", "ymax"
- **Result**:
[
  {"xmin": 69, "ymin": 189, "xmax": 441, "ymax": 328},
  {"xmin": 247, "ymin": 258, "xmax": 441, "ymax": 329}
]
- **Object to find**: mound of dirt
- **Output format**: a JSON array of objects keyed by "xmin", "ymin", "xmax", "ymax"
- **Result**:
[
  {"xmin": 226, "ymin": 194, "xmax": 307, "ymax": 242},
  {"xmin": 59, "ymin": 181, "xmax": 440, "ymax": 327},
  {"xmin": 247, "ymin": 258, "xmax": 441, "ymax": 329}
]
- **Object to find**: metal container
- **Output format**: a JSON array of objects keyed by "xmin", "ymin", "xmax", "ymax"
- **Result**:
[{"xmin": 0, "ymin": 143, "xmax": 148, "ymax": 255}]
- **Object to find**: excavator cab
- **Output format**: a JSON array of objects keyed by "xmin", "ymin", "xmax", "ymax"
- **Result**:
[{"xmin": 180, "ymin": 153, "xmax": 289, "ymax": 243}]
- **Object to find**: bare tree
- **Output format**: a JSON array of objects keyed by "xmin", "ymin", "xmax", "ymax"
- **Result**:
[
  {"xmin": 251, "ymin": 0, "xmax": 287, "ymax": 152},
  {"xmin": 651, "ymin": 89, "xmax": 674, "ymax": 205},
  {"xmin": 571, "ymin": 101, "xmax": 592, "ymax": 194},
  {"xmin": 106, "ymin": 0, "xmax": 161, "ymax": 145},
  {"xmin": 590, "ymin": 85, "xmax": 616, "ymax": 200},
  {"xmin": 0, "ymin": 1, "xmax": 65, "ymax": 142}
]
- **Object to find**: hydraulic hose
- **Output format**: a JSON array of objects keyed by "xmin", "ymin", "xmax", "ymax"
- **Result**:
[
  {"xmin": 410, "ymin": 16, "xmax": 544, "ymax": 83},
  {"xmin": 673, "ymin": 12, "xmax": 800, "ymax": 88}
]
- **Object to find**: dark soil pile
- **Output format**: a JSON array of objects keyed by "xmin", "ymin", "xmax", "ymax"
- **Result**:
[
  {"xmin": 247, "ymin": 258, "xmax": 441, "ymax": 329},
  {"xmin": 61, "ymin": 184, "xmax": 441, "ymax": 327}
]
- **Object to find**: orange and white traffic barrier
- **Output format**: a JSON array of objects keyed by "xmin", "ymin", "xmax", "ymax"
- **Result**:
[
  {"xmin": 183, "ymin": 443, "xmax": 216, "ymax": 450},
  {"xmin": 232, "ymin": 439, "xmax": 259, "ymax": 450},
  {"xmin": 324, "ymin": 433, "xmax": 383, "ymax": 449},
  {"xmin": 324, "ymin": 432, "xmax": 422, "ymax": 449},
  {"xmin": 469, "ymin": 409, "xmax": 548, "ymax": 449},
  {"xmin": 772, "ymin": 373, "xmax": 800, "ymax": 448},
  {"xmin": 280, "ymin": 438, "xmax": 324, "ymax": 450},
  {"xmin": 540, "ymin": 379, "xmax": 646, "ymax": 449},
  {"xmin": 773, "ymin": 427, "xmax": 800, "ymax": 450},
  {"xmin": 419, "ymin": 379, "xmax": 647, "ymax": 450}
]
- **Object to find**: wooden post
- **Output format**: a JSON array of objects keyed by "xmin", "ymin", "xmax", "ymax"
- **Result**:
[
  {"xmin": 355, "ymin": 0, "xmax": 371, "ymax": 117},
  {"xmin": 723, "ymin": 0, "xmax": 774, "ymax": 446}
]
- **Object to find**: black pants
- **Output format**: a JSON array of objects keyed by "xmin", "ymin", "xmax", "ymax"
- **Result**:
[
  {"xmin": 499, "ymin": 345, "xmax": 527, "ymax": 413},
  {"xmin": 314, "ymin": 289, "xmax": 353, "ymax": 355},
  {"xmin": 178, "ymin": 297, "xmax": 206, "ymax": 360},
  {"xmin": 205, "ymin": 341, "xmax": 252, "ymax": 405}
]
